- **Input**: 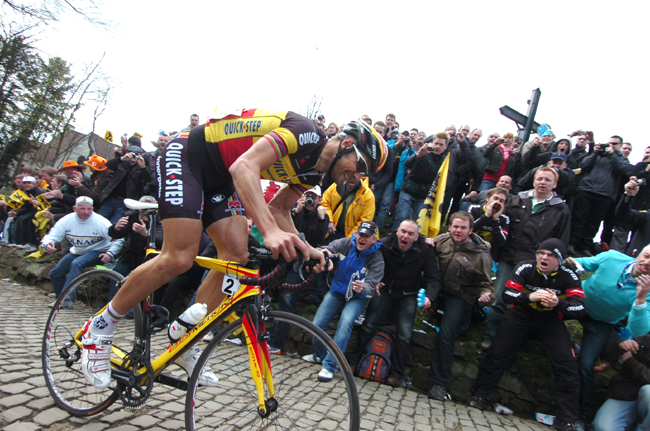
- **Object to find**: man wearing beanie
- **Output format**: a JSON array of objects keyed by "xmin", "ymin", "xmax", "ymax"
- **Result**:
[{"xmin": 470, "ymin": 238, "xmax": 586, "ymax": 431}]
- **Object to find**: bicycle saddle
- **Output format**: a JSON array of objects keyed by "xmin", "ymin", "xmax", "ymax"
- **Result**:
[{"xmin": 124, "ymin": 198, "xmax": 159, "ymax": 211}]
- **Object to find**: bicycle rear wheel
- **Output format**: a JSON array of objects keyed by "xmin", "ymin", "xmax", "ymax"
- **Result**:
[
  {"xmin": 185, "ymin": 310, "xmax": 360, "ymax": 431},
  {"xmin": 42, "ymin": 269, "xmax": 144, "ymax": 416}
]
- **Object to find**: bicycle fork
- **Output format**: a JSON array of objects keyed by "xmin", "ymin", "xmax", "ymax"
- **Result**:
[{"xmin": 241, "ymin": 303, "xmax": 277, "ymax": 418}]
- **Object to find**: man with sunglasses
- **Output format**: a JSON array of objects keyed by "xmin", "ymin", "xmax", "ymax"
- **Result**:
[
  {"xmin": 565, "ymin": 243, "xmax": 650, "ymax": 424},
  {"xmin": 78, "ymin": 109, "xmax": 388, "ymax": 389}
]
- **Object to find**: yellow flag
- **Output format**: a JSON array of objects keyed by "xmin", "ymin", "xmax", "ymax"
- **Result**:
[
  {"xmin": 417, "ymin": 154, "xmax": 450, "ymax": 238},
  {"xmin": 105, "ymin": 130, "xmax": 114, "ymax": 143},
  {"xmin": 133, "ymin": 132, "xmax": 143, "ymax": 138},
  {"xmin": 7, "ymin": 189, "xmax": 29, "ymax": 210},
  {"xmin": 36, "ymin": 194, "xmax": 51, "ymax": 210}
]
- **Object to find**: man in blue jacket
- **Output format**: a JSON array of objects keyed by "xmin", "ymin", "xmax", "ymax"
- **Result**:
[{"xmin": 566, "ymin": 246, "xmax": 650, "ymax": 421}]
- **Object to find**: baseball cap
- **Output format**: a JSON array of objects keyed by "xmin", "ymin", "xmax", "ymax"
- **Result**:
[
  {"xmin": 357, "ymin": 221, "xmax": 378, "ymax": 236},
  {"xmin": 537, "ymin": 238, "xmax": 566, "ymax": 262},
  {"xmin": 550, "ymin": 152, "xmax": 568, "ymax": 162},
  {"xmin": 317, "ymin": 114, "xmax": 325, "ymax": 120},
  {"xmin": 75, "ymin": 196, "xmax": 94, "ymax": 206},
  {"xmin": 306, "ymin": 186, "xmax": 322, "ymax": 197},
  {"xmin": 22, "ymin": 176, "xmax": 36, "ymax": 183}
]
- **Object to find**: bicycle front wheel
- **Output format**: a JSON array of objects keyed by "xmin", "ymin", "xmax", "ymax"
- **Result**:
[
  {"xmin": 42, "ymin": 269, "xmax": 143, "ymax": 416},
  {"xmin": 185, "ymin": 310, "xmax": 360, "ymax": 431}
]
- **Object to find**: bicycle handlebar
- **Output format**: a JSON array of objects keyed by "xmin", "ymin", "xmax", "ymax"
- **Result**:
[{"xmin": 241, "ymin": 246, "xmax": 328, "ymax": 292}]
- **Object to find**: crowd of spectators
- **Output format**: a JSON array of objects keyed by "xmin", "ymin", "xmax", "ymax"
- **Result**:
[{"xmin": 3, "ymin": 110, "xmax": 650, "ymax": 430}]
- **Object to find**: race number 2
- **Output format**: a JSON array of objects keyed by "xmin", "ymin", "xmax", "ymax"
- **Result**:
[{"xmin": 222, "ymin": 275, "xmax": 241, "ymax": 296}]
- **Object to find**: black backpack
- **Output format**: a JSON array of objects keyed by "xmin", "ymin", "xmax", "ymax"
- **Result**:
[{"xmin": 355, "ymin": 330, "xmax": 393, "ymax": 383}]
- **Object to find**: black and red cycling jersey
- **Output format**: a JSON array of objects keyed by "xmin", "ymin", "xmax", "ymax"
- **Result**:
[{"xmin": 504, "ymin": 260, "xmax": 585, "ymax": 320}]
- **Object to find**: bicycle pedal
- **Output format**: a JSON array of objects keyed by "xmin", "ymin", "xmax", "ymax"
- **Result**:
[
  {"xmin": 148, "ymin": 305, "xmax": 170, "ymax": 329},
  {"xmin": 259, "ymin": 332, "xmax": 270, "ymax": 342}
]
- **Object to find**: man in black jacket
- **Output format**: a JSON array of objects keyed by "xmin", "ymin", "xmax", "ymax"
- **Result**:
[
  {"xmin": 349, "ymin": 219, "xmax": 440, "ymax": 387},
  {"xmin": 98, "ymin": 136, "xmax": 157, "ymax": 224},
  {"xmin": 392, "ymin": 132, "xmax": 449, "ymax": 228}
]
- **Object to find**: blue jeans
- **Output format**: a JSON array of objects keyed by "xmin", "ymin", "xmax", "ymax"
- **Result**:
[
  {"xmin": 429, "ymin": 293, "xmax": 473, "ymax": 387},
  {"xmin": 479, "ymin": 180, "xmax": 496, "ymax": 192},
  {"xmin": 98, "ymin": 196, "xmax": 128, "ymax": 224},
  {"xmin": 352, "ymin": 292, "xmax": 418, "ymax": 380},
  {"xmin": 594, "ymin": 385, "xmax": 650, "ymax": 431},
  {"xmin": 483, "ymin": 260, "xmax": 515, "ymax": 343},
  {"xmin": 50, "ymin": 251, "xmax": 104, "ymax": 300},
  {"xmin": 393, "ymin": 191, "xmax": 424, "ymax": 230},
  {"xmin": 312, "ymin": 292, "xmax": 368, "ymax": 374},
  {"xmin": 374, "ymin": 182, "xmax": 396, "ymax": 231},
  {"xmin": 579, "ymin": 314, "xmax": 615, "ymax": 419}
]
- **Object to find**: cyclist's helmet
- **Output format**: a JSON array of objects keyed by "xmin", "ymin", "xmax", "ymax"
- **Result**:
[{"xmin": 340, "ymin": 121, "xmax": 389, "ymax": 173}]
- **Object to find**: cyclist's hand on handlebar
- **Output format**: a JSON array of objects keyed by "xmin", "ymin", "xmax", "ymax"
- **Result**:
[
  {"xmin": 265, "ymin": 229, "xmax": 308, "ymax": 262},
  {"xmin": 306, "ymin": 248, "xmax": 332, "ymax": 273}
]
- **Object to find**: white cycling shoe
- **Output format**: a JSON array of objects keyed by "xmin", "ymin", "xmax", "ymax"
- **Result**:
[
  {"xmin": 80, "ymin": 318, "xmax": 114, "ymax": 389},
  {"xmin": 176, "ymin": 345, "xmax": 219, "ymax": 386}
]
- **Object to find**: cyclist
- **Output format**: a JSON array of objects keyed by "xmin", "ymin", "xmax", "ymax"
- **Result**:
[{"xmin": 79, "ymin": 109, "xmax": 388, "ymax": 389}]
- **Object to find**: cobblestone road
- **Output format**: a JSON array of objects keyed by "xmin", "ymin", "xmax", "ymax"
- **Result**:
[{"xmin": 0, "ymin": 280, "xmax": 553, "ymax": 431}]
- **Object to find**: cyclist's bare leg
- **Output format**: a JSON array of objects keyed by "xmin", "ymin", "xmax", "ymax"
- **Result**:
[
  {"xmin": 195, "ymin": 215, "xmax": 249, "ymax": 312},
  {"xmin": 111, "ymin": 218, "xmax": 203, "ymax": 315}
]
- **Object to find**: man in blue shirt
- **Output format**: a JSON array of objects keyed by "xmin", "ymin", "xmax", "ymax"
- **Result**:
[{"xmin": 566, "ymin": 246, "xmax": 650, "ymax": 421}]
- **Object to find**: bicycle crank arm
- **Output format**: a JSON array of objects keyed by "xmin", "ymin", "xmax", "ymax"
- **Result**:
[{"xmin": 155, "ymin": 373, "xmax": 189, "ymax": 391}]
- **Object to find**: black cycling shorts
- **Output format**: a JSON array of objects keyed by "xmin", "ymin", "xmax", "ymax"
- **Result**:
[{"xmin": 157, "ymin": 125, "xmax": 247, "ymax": 228}]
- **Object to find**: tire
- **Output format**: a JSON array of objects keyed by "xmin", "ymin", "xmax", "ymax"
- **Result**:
[
  {"xmin": 42, "ymin": 269, "xmax": 144, "ymax": 416},
  {"xmin": 185, "ymin": 310, "xmax": 361, "ymax": 431}
]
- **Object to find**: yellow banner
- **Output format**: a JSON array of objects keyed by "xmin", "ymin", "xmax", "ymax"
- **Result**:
[
  {"xmin": 36, "ymin": 194, "xmax": 51, "ymax": 210},
  {"xmin": 6, "ymin": 189, "xmax": 29, "ymax": 210},
  {"xmin": 105, "ymin": 130, "xmax": 114, "ymax": 143},
  {"xmin": 417, "ymin": 154, "xmax": 450, "ymax": 239}
]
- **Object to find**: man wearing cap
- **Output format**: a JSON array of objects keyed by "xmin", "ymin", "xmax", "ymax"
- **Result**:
[
  {"xmin": 470, "ymin": 239, "xmax": 585, "ymax": 431},
  {"xmin": 42, "ymin": 196, "xmax": 124, "ymax": 309},
  {"xmin": 350, "ymin": 219, "xmax": 441, "ymax": 388},
  {"xmin": 97, "ymin": 136, "xmax": 156, "ymax": 223},
  {"xmin": 302, "ymin": 221, "xmax": 385, "ymax": 383}
]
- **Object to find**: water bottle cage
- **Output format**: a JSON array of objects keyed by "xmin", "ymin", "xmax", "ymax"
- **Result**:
[{"xmin": 168, "ymin": 316, "xmax": 195, "ymax": 343}]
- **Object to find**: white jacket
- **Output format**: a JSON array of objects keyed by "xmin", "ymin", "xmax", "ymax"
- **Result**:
[{"xmin": 41, "ymin": 212, "xmax": 124, "ymax": 257}]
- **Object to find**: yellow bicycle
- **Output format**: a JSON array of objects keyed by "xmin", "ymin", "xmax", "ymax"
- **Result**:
[{"xmin": 42, "ymin": 200, "xmax": 360, "ymax": 430}]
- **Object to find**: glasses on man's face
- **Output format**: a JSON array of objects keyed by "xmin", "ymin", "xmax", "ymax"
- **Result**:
[{"xmin": 352, "ymin": 145, "xmax": 368, "ymax": 175}]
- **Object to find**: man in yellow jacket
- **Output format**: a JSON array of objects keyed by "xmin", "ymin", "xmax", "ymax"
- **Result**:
[{"xmin": 321, "ymin": 174, "xmax": 375, "ymax": 241}]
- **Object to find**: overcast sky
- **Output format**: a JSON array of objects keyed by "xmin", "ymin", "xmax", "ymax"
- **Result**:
[{"xmin": 23, "ymin": 1, "xmax": 650, "ymax": 162}]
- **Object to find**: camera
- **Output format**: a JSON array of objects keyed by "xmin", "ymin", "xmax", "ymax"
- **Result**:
[
  {"xmin": 133, "ymin": 154, "xmax": 141, "ymax": 160},
  {"xmin": 305, "ymin": 196, "xmax": 315, "ymax": 206},
  {"xmin": 598, "ymin": 143, "xmax": 609, "ymax": 148},
  {"xmin": 404, "ymin": 136, "xmax": 410, "ymax": 143},
  {"xmin": 636, "ymin": 178, "xmax": 647, "ymax": 186}
]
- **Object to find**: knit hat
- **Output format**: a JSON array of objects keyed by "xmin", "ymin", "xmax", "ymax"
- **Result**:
[{"xmin": 538, "ymin": 238, "xmax": 566, "ymax": 262}]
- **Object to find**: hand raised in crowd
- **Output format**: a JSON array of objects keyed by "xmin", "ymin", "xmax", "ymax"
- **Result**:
[
  {"xmin": 68, "ymin": 170, "xmax": 83, "ymax": 187},
  {"xmin": 43, "ymin": 210, "xmax": 53, "ymax": 220},
  {"xmin": 114, "ymin": 216, "xmax": 129, "ymax": 231},
  {"xmin": 28, "ymin": 195, "xmax": 39, "ymax": 207},
  {"xmin": 43, "ymin": 189, "xmax": 63, "ymax": 200},
  {"xmin": 136, "ymin": 155, "xmax": 146, "ymax": 168},
  {"xmin": 132, "ymin": 221, "xmax": 147, "ymax": 236},
  {"xmin": 294, "ymin": 196, "xmax": 305, "ymax": 213},
  {"xmin": 317, "ymin": 206, "xmax": 327, "ymax": 220},
  {"xmin": 121, "ymin": 152, "xmax": 140, "ymax": 163},
  {"xmin": 8, "ymin": 210, "xmax": 16, "ymax": 217},
  {"xmin": 532, "ymin": 137, "xmax": 540, "ymax": 147},
  {"xmin": 464, "ymin": 191, "xmax": 478, "ymax": 201},
  {"xmin": 327, "ymin": 221, "xmax": 337, "ymax": 235},
  {"xmin": 625, "ymin": 176, "xmax": 640, "ymax": 196},
  {"xmin": 485, "ymin": 199, "xmax": 504, "ymax": 220},
  {"xmin": 0, "ymin": 201, "xmax": 6, "ymax": 209},
  {"xmin": 620, "ymin": 339, "xmax": 640, "ymax": 354},
  {"xmin": 635, "ymin": 275, "xmax": 650, "ymax": 305},
  {"xmin": 44, "ymin": 242, "xmax": 56, "ymax": 254},
  {"xmin": 99, "ymin": 253, "xmax": 112, "ymax": 264}
]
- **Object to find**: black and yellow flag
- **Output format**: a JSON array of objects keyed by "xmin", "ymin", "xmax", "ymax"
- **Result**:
[
  {"xmin": 105, "ymin": 130, "xmax": 113, "ymax": 143},
  {"xmin": 417, "ymin": 154, "xmax": 450, "ymax": 238}
]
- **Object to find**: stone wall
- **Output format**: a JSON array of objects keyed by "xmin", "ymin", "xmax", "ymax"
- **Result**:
[{"xmin": 1, "ymin": 243, "xmax": 610, "ymax": 420}]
